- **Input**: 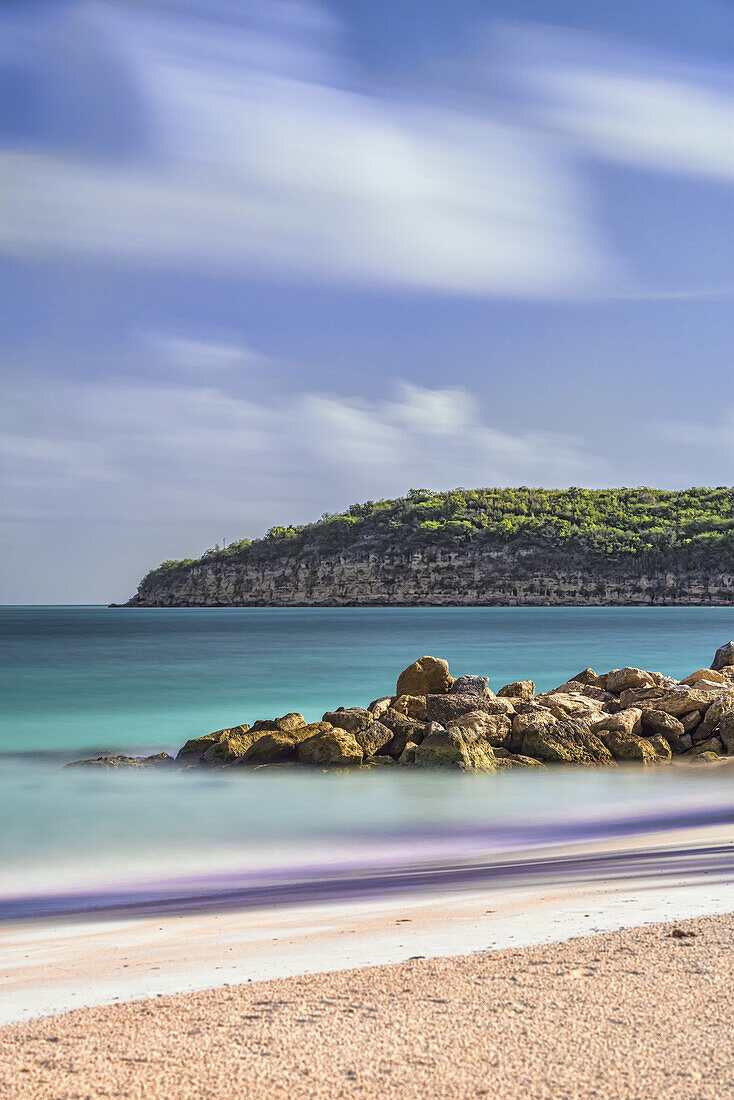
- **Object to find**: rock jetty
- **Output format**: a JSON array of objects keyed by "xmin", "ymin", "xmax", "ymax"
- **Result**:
[{"xmin": 68, "ymin": 642, "xmax": 734, "ymax": 773}]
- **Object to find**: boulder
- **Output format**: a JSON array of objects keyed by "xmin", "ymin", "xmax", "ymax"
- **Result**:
[
  {"xmin": 595, "ymin": 709, "xmax": 643, "ymax": 738},
  {"xmin": 396, "ymin": 656, "xmax": 453, "ymax": 697},
  {"xmin": 492, "ymin": 753, "xmax": 546, "ymax": 769},
  {"xmin": 571, "ymin": 668, "xmax": 601, "ymax": 686},
  {"xmin": 66, "ymin": 755, "xmax": 143, "ymax": 769},
  {"xmin": 368, "ymin": 697, "xmax": 395, "ymax": 720},
  {"xmin": 177, "ymin": 726, "xmax": 245, "ymax": 763},
  {"xmin": 425, "ymin": 692, "xmax": 512, "ymax": 725},
  {"xmin": 354, "ymin": 720, "xmax": 393, "ymax": 758},
  {"xmin": 618, "ymin": 685, "xmax": 721, "ymax": 716},
  {"xmin": 452, "ymin": 675, "xmax": 490, "ymax": 695},
  {"xmin": 640, "ymin": 710, "xmax": 691, "ymax": 754},
  {"xmin": 712, "ymin": 642, "xmax": 734, "ymax": 671},
  {"xmin": 689, "ymin": 736, "xmax": 724, "ymax": 759},
  {"xmin": 598, "ymin": 730, "xmax": 657, "ymax": 764},
  {"xmin": 392, "ymin": 694, "xmax": 429, "ymax": 721},
  {"xmin": 415, "ymin": 727, "xmax": 496, "ymax": 771},
  {"xmin": 692, "ymin": 699, "xmax": 734, "ymax": 743},
  {"xmin": 606, "ymin": 668, "xmax": 655, "ymax": 693},
  {"xmin": 714, "ymin": 712, "xmax": 734, "ymax": 753},
  {"xmin": 139, "ymin": 752, "xmax": 175, "ymax": 767},
  {"xmin": 378, "ymin": 709, "xmax": 427, "ymax": 758},
  {"xmin": 680, "ymin": 710, "xmax": 703, "ymax": 734},
  {"xmin": 691, "ymin": 751, "xmax": 722, "ymax": 764},
  {"xmin": 450, "ymin": 709, "xmax": 512, "ymax": 748},
  {"xmin": 398, "ymin": 741, "xmax": 420, "ymax": 766},
  {"xmin": 680, "ymin": 669, "xmax": 725, "ymax": 686},
  {"xmin": 520, "ymin": 718, "xmax": 613, "ymax": 765},
  {"xmin": 533, "ymin": 692, "xmax": 606, "ymax": 725},
  {"xmin": 250, "ymin": 714, "xmax": 305, "ymax": 734},
  {"xmin": 322, "ymin": 707, "xmax": 372, "ymax": 735},
  {"xmin": 202, "ymin": 729, "xmax": 256, "ymax": 766},
  {"xmin": 497, "ymin": 680, "xmax": 535, "ymax": 701},
  {"xmin": 646, "ymin": 735, "xmax": 672, "ymax": 761},
  {"xmin": 297, "ymin": 728, "xmax": 363, "ymax": 767},
  {"xmin": 362, "ymin": 755, "xmax": 398, "ymax": 768},
  {"xmin": 240, "ymin": 731, "xmax": 299, "ymax": 765},
  {"xmin": 720, "ymin": 666, "xmax": 734, "ymax": 682}
]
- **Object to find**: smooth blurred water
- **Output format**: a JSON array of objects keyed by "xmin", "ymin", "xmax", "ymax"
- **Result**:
[
  {"xmin": 2, "ymin": 605, "xmax": 734, "ymax": 921},
  {"xmin": 2, "ymin": 605, "xmax": 734, "ymax": 757}
]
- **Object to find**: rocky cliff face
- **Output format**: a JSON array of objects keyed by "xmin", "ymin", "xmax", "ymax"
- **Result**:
[{"xmin": 126, "ymin": 545, "xmax": 734, "ymax": 606}]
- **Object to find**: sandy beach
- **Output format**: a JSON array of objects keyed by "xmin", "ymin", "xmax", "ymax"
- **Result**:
[{"xmin": 1, "ymin": 909, "xmax": 732, "ymax": 1099}]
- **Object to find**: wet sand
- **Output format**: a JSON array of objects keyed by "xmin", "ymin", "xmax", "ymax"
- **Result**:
[{"xmin": 2, "ymin": 910, "xmax": 734, "ymax": 1099}]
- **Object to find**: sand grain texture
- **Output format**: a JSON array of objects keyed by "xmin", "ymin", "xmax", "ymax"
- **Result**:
[{"xmin": 2, "ymin": 912, "xmax": 734, "ymax": 1099}]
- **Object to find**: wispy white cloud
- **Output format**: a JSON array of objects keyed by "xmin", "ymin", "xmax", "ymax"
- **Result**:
[
  {"xmin": 0, "ymin": 369, "xmax": 606, "ymax": 530},
  {"xmin": 0, "ymin": 1, "xmax": 614, "ymax": 297}
]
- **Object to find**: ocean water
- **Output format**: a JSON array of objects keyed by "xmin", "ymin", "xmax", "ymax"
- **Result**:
[
  {"xmin": 2, "ymin": 605, "xmax": 734, "ymax": 923},
  {"xmin": 3, "ymin": 605, "xmax": 734, "ymax": 757}
]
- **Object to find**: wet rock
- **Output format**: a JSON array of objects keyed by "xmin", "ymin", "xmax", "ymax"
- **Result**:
[
  {"xmin": 66, "ymin": 755, "xmax": 144, "ymax": 769},
  {"xmin": 414, "ymin": 727, "xmax": 496, "ymax": 771},
  {"xmin": 690, "ymin": 750, "xmax": 722, "ymax": 764},
  {"xmin": 396, "ymin": 656, "xmax": 453, "ymax": 696},
  {"xmin": 712, "ymin": 641, "xmax": 734, "ymax": 671},
  {"xmin": 378, "ymin": 709, "xmax": 426, "ymax": 758},
  {"xmin": 451, "ymin": 675, "xmax": 490, "ymax": 695},
  {"xmin": 177, "ymin": 726, "xmax": 247, "ymax": 763},
  {"xmin": 520, "ymin": 718, "xmax": 613, "ymax": 765},
  {"xmin": 322, "ymin": 707, "xmax": 372, "ymax": 735},
  {"xmin": 354, "ymin": 720, "xmax": 393, "ymax": 757},
  {"xmin": 598, "ymin": 730, "xmax": 657, "ymax": 764},
  {"xmin": 497, "ymin": 680, "xmax": 535, "ymax": 701},
  {"xmin": 203, "ymin": 729, "xmax": 255, "ymax": 766},
  {"xmin": 297, "ymin": 727, "xmax": 364, "ymax": 766},
  {"xmin": 570, "ymin": 668, "xmax": 601, "ymax": 686},
  {"xmin": 240, "ymin": 731, "xmax": 299, "ymax": 765},
  {"xmin": 689, "ymin": 736, "xmax": 724, "ymax": 758},
  {"xmin": 646, "ymin": 735, "xmax": 672, "ymax": 761}
]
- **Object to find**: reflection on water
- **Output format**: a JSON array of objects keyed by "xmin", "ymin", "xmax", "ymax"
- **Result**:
[{"xmin": 3, "ymin": 762, "xmax": 734, "ymax": 921}]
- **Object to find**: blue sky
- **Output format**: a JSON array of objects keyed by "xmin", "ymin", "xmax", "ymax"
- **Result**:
[{"xmin": 1, "ymin": 0, "xmax": 733, "ymax": 602}]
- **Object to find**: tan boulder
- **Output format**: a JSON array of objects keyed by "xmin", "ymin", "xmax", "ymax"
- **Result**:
[
  {"xmin": 640, "ymin": 710, "xmax": 691, "ymax": 754},
  {"xmin": 176, "ymin": 729, "xmax": 225, "ymax": 762},
  {"xmin": 396, "ymin": 656, "xmax": 453, "ymax": 696},
  {"xmin": 297, "ymin": 728, "xmax": 363, "ymax": 767},
  {"xmin": 354, "ymin": 720, "xmax": 393, "ymax": 758},
  {"xmin": 378, "ymin": 709, "xmax": 426, "ymax": 759},
  {"xmin": 240, "ymin": 731, "xmax": 299, "ymax": 765},
  {"xmin": 619, "ymin": 685, "xmax": 724, "ymax": 716},
  {"xmin": 497, "ymin": 680, "xmax": 535, "ymax": 701},
  {"xmin": 606, "ymin": 668, "xmax": 655, "ymax": 693},
  {"xmin": 392, "ymin": 694, "xmax": 429, "ymax": 721},
  {"xmin": 520, "ymin": 718, "xmax": 613, "ymax": 765},
  {"xmin": 415, "ymin": 727, "xmax": 495, "ymax": 771},
  {"xmin": 425, "ymin": 692, "xmax": 512, "ymax": 725},
  {"xmin": 202, "ymin": 728, "xmax": 256, "ymax": 766},
  {"xmin": 492, "ymin": 753, "xmax": 546, "ymax": 769},
  {"xmin": 450, "ymin": 709, "xmax": 512, "ymax": 749},
  {"xmin": 681, "ymin": 669, "xmax": 725, "ymax": 686},
  {"xmin": 689, "ymin": 736, "xmax": 724, "ymax": 758},
  {"xmin": 598, "ymin": 730, "xmax": 657, "ymax": 764},
  {"xmin": 646, "ymin": 734, "xmax": 672, "ymax": 761},
  {"xmin": 322, "ymin": 707, "xmax": 372, "ymax": 734},
  {"xmin": 249, "ymin": 713, "xmax": 305, "ymax": 734},
  {"xmin": 691, "ymin": 750, "xmax": 722, "ymax": 764},
  {"xmin": 398, "ymin": 741, "xmax": 420, "ymax": 766},
  {"xmin": 680, "ymin": 710, "xmax": 703, "ymax": 734},
  {"xmin": 595, "ymin": 709, "xmax": 643, "ymax": 738}
]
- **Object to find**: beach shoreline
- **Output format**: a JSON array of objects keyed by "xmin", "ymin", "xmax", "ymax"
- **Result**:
[{"xmin": 3, "ymin": 907, "xmax": 734, "ymax": 1098}]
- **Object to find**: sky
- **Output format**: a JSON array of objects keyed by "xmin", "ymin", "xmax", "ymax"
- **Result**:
[{"xmin": 1, "ymin": 0, "xmax": 733, "ymax": 603}]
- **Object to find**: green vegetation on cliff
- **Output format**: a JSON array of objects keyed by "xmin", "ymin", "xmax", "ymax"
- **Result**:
[{"xmin": 143, "ymin": 486, "xmax": 734, "ymax": 587}]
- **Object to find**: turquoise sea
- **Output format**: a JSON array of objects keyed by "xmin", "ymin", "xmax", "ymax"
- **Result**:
[
  {"xmin": 2, "ymin": 605, "xmax": 734, "ymax": 923},
  {"xmin": 3, "ymin": 605, "xmax": 734, "ymax": 757}
]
